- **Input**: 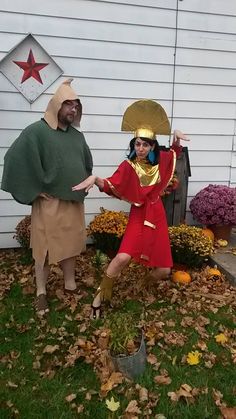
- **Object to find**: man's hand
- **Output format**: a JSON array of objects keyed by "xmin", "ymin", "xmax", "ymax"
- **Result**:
[{"xmin": 72, "ymin": 175, "xmax": 97, "ymax": 193}]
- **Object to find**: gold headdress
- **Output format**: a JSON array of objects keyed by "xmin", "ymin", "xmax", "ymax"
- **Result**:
[{"xmin": 121, "ymin": 99, "xmax": 170, "ymax": 140}]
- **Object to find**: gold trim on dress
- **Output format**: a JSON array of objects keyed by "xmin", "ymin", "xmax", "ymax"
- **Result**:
[
  {"xmin": 164, "ymin": 149, "xmax": 176, "ymax": 190},
  {"xmin": 140, "ymin": 254, "xmax": 149, "ymax": 261},
  {"xmin": 144, "ymin": 220, "xmax": 156, "ymax": 229}
]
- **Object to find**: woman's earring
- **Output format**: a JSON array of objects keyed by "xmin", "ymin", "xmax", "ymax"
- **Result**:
[
  {"xmin": 148, "ymin": 150, "xmax": 155, "ymax": 164},
  {"xmin": 129, "ymin": 149, "xmax": 136, "ymax": 159}
]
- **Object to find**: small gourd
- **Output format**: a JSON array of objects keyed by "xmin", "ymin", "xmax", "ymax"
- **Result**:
[
  {"xmin": 207, "ymin": 268, "xmax": 221, "ymax": 280},
  {"xmin": 217, "ymin": 239, "xmax": 228, "ymax": 247},
  {"xmin": 172, "ymin": 270, "xmax": 191, "ymax": 284},
  {"xmin": 201, "ymin": 228, "xmax": 214, "ymax": 243}
]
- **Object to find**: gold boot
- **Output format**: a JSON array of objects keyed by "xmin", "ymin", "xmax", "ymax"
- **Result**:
[
  {"xmin": 91, "ymin": 272, "xmax": 116, "ymax": 319},
  {"xmin": 98, "ymin": 272, "xmax": 115, "ymax": 303}
]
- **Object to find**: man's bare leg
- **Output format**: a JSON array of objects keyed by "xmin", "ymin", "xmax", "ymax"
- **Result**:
[
  {"xmin": 61, "ymin": 256, "xmax": 77, "ymax": 291},
  {"xmin": 35, "ymin": 262, "xmax": 50, "ymax": 314}
]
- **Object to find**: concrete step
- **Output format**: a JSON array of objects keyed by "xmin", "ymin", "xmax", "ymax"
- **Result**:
[{"xmin": 209, "ymin": 227, "xmax": 236, "ymax": 286}]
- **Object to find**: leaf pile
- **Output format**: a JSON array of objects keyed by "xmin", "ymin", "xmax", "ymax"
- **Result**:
[{"xmin": 1, "ymin": 247, "xmax": 236, "ymax": 418}]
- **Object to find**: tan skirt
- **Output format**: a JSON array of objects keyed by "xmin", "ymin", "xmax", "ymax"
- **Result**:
[{"xmin": 30, "ymin": 197, "xmax": 86, "ymax": 266}]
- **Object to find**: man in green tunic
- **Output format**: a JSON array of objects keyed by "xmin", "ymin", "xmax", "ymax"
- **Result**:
[{"xmin": 1, "ymin": 79, "xmax": 93, "ymax": 314}]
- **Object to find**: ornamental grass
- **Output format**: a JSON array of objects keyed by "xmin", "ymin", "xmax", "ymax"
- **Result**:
[
  {"xmin": 87, "ymin": 207, "xmax": 128, "ymax": 255},
  {"xmin": 168, "ymin": 224, "xmax": 213, "ymax": 268}
]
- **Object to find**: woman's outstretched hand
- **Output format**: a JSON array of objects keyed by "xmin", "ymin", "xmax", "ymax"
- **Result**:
[
  {"xmin": 172, "ymin": 130, "xmax": 190, "ymax": 147},
  {"xmin": 72, "ymin": 175, "xmax": 96, "ymax": 193}
]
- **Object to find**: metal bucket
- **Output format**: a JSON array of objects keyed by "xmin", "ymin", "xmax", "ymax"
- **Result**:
[{"xmin": 111, "ymin": 332, "xmax": 146, "ymax": 380}]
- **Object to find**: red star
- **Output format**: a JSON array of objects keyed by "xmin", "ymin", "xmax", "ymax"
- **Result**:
[{"xmin": 13, "ymin": 49, "xmax": 49, "ymax": 84}]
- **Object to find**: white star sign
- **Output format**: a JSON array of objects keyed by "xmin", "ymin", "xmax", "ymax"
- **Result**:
[{"xmin": 0, "ymin": 33, "xmax": 63, "ymax": 103}]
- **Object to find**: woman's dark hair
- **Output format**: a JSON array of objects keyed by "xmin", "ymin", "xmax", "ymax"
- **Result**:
[{"xmin": 127, "ymin": 137, "xmax": 160, "ymax": 165}]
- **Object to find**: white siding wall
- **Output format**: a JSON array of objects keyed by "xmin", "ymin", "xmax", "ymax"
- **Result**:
[{"xmin": 0, "ymin": 0, "xmax": 236, "ymax": 247}]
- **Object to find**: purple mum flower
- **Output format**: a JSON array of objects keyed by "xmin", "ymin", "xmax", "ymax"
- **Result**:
[{"xmin": 190, "ymin": 184, "xmax": 236, "ymax": 225}]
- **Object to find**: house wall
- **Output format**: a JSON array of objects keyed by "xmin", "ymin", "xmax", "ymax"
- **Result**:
[{"xmin": 0, "ymin": 0, "xmax": 236, "ymax": 248}]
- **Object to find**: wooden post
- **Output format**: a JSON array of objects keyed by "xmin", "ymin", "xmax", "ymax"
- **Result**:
[{"xmin": 162, "ymin": 147, "xmax": 191, "ymax": 226}]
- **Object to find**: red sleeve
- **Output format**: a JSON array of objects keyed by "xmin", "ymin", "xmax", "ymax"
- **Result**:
[
  {"xmin": 171, "ymin": 143, "xmax": 182, "ymax": 158},
  {"xmin": 103, "ymin": 161, "xmax": 145, "ymax": 205}
]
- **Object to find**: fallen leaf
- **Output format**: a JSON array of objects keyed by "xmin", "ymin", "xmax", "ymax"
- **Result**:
[
  {"xmin": 65, "ymin": 393, "xmax": 77, "ymax": 402},
  {"xmin": 139, "ymin": 386, "xmax": 148, "ymax": 402},
  {"xmin": 215, "ymin": 333, "xmax": 228, "ymax": 344},
  {"xmin": 154, "ymin": 375, "xmax": 172, "ymax": 385},
  {"xmin": 125, "ymin": 399, "xmax": 142, "ymax": 414},
  {"xmin": 77, "ymin": 405, "xmax": 84, "ymax": 414},
  {"xmin": 43, "ymin": 345, "xmax": 59, "ymax": 354},
  {"xmin": 220, "ymin": 407, "xmax": 236, "ymax": 419},
  {"xmin": 105, "ymin": 396, "xmax": 120, "ymax": 412},
  {"xmin": 186, "ymin": 351, "xmax": 202, "ymax": 365},
  {"xmin": 85, "ymin": 392, "xmax": 92, "ymax": 400},
  {"xmin": 212, "ymin": 388, "xmax": 225, "ymax": 407},
  {"xmin": 100, "ymin": 372, "xmax": 124, "ymax": 396},
  {"xmin": 7, "ymin": 381, "xmax": 18, "ymax": 388},
  {"xmin": 147, "ymin": 353, "xmax": 158, "ymax": 365},
  {"xmin": 19, "ymin": 276, "xmax": 29, "ymax": 284}
]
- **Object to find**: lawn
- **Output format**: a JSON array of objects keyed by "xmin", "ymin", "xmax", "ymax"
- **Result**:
[{"xmin": 0, "ymin": 247, "xmax": 236, "ymax": 419}]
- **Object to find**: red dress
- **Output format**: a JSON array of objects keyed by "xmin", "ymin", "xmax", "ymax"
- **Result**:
[{"xmin": 103, "ymin": 147, "xmax": 181, "ymax": 268}]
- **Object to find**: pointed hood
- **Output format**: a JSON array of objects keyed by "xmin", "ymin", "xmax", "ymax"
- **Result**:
[{"xmin": 44, "ymin": 79, "xmax": 82, "ymax": 130}]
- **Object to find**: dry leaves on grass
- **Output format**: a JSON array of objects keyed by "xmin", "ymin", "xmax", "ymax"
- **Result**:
[
  {"xmin": 168, "ymin": 384, "xmax": 201, "ymax": 404},
  {"xmin": 2, "ymin": 247, "xmax": 236, "ymax": 412}
]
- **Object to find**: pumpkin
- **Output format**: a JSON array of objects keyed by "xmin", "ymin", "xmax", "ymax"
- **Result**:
[
  {"xmin": 172, "ymin": 270, "xmax": 191, "ymax": 284},
  {"xmin": 201, "ymin": 228, "xmax": 214, "ymax": 243},
  {"xmin": 207, "ymin": 268, "xmax": 221, "ymax": 280}
]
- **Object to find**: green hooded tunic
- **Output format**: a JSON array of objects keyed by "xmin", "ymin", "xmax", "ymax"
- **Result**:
[{"xmin": 1, "ymin": 119, "xmax": 93, "ymax": 205}]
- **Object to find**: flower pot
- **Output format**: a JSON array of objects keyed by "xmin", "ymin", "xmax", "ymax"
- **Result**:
[
  {"xmin": 105, "ymin": 249, "xmax": 117, "ymax": 259},
  {"xmin": 111, "ymin": 332, "xmax": 146, "ymax": 380},
  {"xmin": 208, "ymin": 224, "xmax": 233, "ymax": 241},
  {"xmin": 172, "ymin": 263, "xmax": 188, "ymax": 271}
]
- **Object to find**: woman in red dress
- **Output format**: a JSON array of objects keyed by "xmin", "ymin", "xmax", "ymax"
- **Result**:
[{"xmin": 72, "ymin": 100, "xmax": 189, "ymax": 318}]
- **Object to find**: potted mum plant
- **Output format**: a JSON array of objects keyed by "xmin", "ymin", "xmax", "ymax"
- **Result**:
[
  {"xmin": 87, "ymin": 207, "xmax": 128, "ymax": 257},
  {"xmin": 189, "ymin": 184, "xmax": 236, "ymax": 240},
  {"xmin": 168, "ymin": 224, "xmax": 213, "ymax": 268},
  {"xmin": 106, "ymin": 312, "xmax": 146, "ymax": 380}
]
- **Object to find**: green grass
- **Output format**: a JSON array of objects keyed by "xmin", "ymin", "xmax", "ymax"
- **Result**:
[{"xmin": 0, "ymin": 249, "xmax": 236, "ymax": 418}]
